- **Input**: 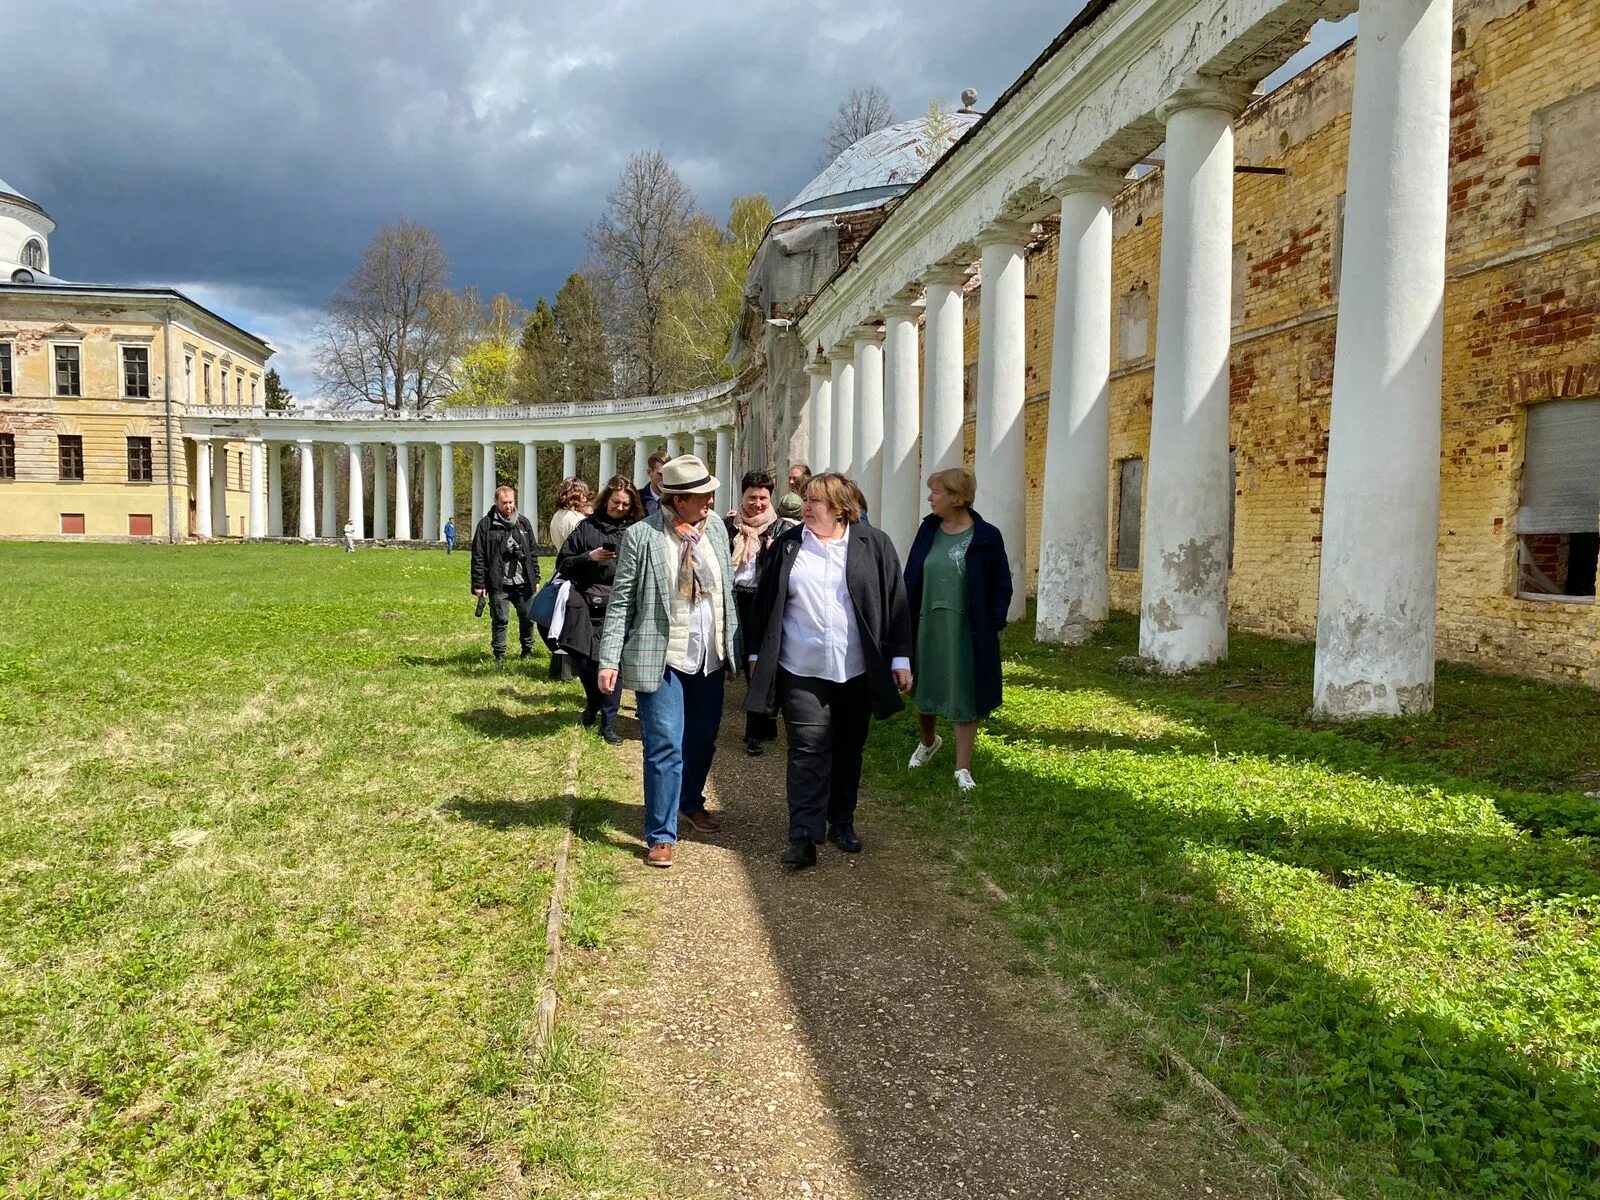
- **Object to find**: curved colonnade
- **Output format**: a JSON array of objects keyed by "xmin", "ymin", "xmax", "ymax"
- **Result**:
[
  {"xmin": 180, "ymin": 380, "xmax": 738, "ymax": 545},
  {"xmin": 786, "ymin": 0, "xmax": 1448, "ymax": 719}
]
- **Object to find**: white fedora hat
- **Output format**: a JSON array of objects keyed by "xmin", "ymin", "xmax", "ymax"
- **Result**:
[{"xmin": 658, "ymin": 454, "xmax": 719, "ymax": 495}]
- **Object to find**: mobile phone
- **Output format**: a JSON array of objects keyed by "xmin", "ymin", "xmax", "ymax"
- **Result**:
[{"xmin": 601, "ymin": 542, "xmax": 618, "ymax": 554}]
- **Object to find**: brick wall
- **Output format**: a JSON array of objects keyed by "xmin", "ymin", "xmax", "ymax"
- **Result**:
[{"xmin": 953, "ymin": 0, "xmax": 1600, "ymax": 687}]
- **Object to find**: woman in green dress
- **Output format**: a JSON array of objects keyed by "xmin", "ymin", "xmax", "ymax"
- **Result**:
[{"xmin": 903, "ymin": 467, "xmax": 1014, "ymax": 791}]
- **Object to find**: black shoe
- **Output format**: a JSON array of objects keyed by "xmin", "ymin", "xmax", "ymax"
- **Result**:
[
  {"xmin": 744, "ymin": 737, "xmax": 763, "ymax": 757},
  {"xmin": 828, "ymin": 824, "xmax": 862, "ymax": 854},
  {"xmin": 601, "ymin": 726, "xmax": 624, "ymax": 745},
  {"xmin": 780, "ymin": 839, "xmax": 817, "ymax": 868},
  {"xmin": 494, "ymin": 656, "xmax": 506, "ymax": 671},
  {"xmin": 520, "ymin": 647, "xmax": 534, "ymax": 660},
  {"xmin": 580, "ymin": 705, "xmax": 598, "ymax": 729}
]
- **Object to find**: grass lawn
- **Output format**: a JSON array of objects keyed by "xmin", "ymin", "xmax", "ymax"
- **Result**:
[
  {"xmin": 863, "ymin": 611, "xmax": 1600, "ymax": 1200},
  {"xmin": 0, "ymin": 543, "xmax": 659, "ymax": 1198}
]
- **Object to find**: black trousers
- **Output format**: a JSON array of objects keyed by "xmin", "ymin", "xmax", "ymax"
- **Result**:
[
  {"xmin": 575, "ymin": 652, "xmax": 622, "ymax": 729},
  {"xmin": 778, "ymin": 669, "xmax": 872, "ymax": 844},
  {"xmin": 490, "ymin": 587, "xmax": 535, "ymax": 659},
  {"xmin": 734, "ymin": 586, "xmax": 779, "ymax": 743}
]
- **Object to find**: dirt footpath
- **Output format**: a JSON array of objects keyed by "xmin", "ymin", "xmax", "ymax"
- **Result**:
[{"xmin": 588, "ymin": 693, "xmax": 1275, "ymax": 1200}]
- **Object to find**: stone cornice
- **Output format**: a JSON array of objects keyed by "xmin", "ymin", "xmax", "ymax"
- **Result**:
[{"xmin": 795, "ymin": 0, "xmax": 1354, "ymax": 355}]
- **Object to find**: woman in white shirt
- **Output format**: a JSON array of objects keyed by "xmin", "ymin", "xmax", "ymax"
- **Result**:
[
  {"xmin": 743, "ymin": 472, "xmax": 913, "ymax": 868},
  {"xmin": 548, "ymin": 477, "xmax": 591, "ymax": 549}
]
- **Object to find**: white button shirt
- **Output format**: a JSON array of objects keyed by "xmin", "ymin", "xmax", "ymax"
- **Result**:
[{"xmin": 777, "ymin": 525, "xmax": 910, "ymax": 681}]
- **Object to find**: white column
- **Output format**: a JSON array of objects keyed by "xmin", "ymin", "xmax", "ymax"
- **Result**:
[
  {"xmin": 974, "ymin": 222, "xmax": 1031, "ymax": 621},
  {"xmin": 525, "ymin": 443, "xmax": 541, "ymax": 533},
  {"xmin": 1314, "ymin": 0, "xmax": 1451, "ymax": 719},
  {"xmin": 829, "ymin": 347, "xmax": 856, "ymax": 476},
  {"xmin": 421, "ymin": 444, "xmax": 439, "ymax": 541},
  {"xmin": 1138, "ymin": 84, "xmax": 1249, "ymax": 671},
  {"xmin": 212, "ymin": 444, "xmax": 229, "ymax": 537},
  {"xmin": 633, "ymin": 436, "xmax": 650, "ymax": 486},
  {"xmin": 246, "ymin": 438, "xmax": 266, "ymax": 539},
  {"xmin": 1037, "ymin": 173, "xmax": 1122, "ymax": 644},
  {"xmin": 666, "ymin": 432, "xmax": 681, "ymax": 459},
  {"xmin": 598, "ymin": 438, "xmax": 617, "ymax": 487},
  {"xmin": 469, "ymin": 445, "xmax": 483, "ymax": 522},
  {"xmin": 297, "ymin": 441, "xmax": 316, "ymax": 539},
  {"xmin": 518, "ymin": 441, "xmax": 535, "ymax": 512},
  {"xmin": 267, "ymin": 444, "xmax": 284, "ymax": 537},
  {"xmin": 480, "ymin": 442, "xmax": 497, "ymax": 516},
  {"xmin": 561, "ymin": 440, "xmax": 577, "ymax": 480},
  {"xmin": 394, "ymin": 443, "xmax": 412, "ymax": 540},
  {"xmin": 805, "ymin": 359, "xmax": 832, "ymax": 478},
  {"xmin": 372, "ymin": 445, "xmax": 389, "ymax": 540},
  {"xmin": 715, "ymin": 427, "xmax": 732, "ymax": 513},
  {"xmin": 881, "ymin": 301, "xmax": 922, "ymax": 553},
  {"xmin": 922, "ymin": 266, "xmax": 968, "ymax": 477},
  {"xmin": 347, "ymin": 443, "xmax": 365, "ymax": 539},
  {"xmin": 320, "ymin": 444, "xmax": 337, "ymax": 537},
  {"xmin": 193, "ymin": 437, "xmax": 213, "ymax": 539},
  {"xmin": 439, "ymin": 443, "xmax": 455, "ymax": 537},
  {"xmin": 852, "ymin": 326, "xmax": 885, "ymax": 518}
]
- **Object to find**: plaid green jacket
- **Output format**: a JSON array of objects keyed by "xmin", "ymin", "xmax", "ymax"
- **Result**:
[{"xmin": 597, "ymin": 509, "xmax": 739, "ymax": 693}]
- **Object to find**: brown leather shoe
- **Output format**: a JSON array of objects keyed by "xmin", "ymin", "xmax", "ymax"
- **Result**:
[
  {"xmin": 645, "ymin": 842, "xmax": 674, "ymax": 868},
  {"xmin": 682, "ymin": 809, "xmax": 722, "ymax": 834}
]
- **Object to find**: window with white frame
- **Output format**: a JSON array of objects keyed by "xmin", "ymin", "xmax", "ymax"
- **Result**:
[
  {"xmin": 0, "ymin": 342, "xmax": 11, "ymax": 395},
  {"xmin": 1517, "ymin": 398, "xmax": 1599, "ymax": 600},
  {"xmin": 54, "ymin": 345, "xmax": 80, "ymax": 397},
  {"xmin": 122, "ymin": 346, "xmax": 150, "ymax": 399},
  {"xmin": 203, "ymin": 360, "xmax": 212, "ymax": 403},
  {"xmin": 20, "ymin": 239, "xmax": 45, "ymax": 270}
]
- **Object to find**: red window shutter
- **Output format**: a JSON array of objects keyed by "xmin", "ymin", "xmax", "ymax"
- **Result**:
[
  {"xmin": 61, "ymin": 513, "xmax": 85, "ymax": 535},
  {"xmin": 129, "ymin": 514, "xmax": 153, "ymax": 536}
]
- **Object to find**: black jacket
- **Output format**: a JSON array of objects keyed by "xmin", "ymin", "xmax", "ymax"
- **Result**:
[
  {"xmin": 640, "ymin": 484, "xmax": 663, "ymax": 517},
  {"xmin": 903, "ymin": 510, "xmax": 1012, "ymax": 719},
  {"xmin": 554, "ymin": 511, "xmax": 637, "ymax": 659},
  {"xmin": 743, "ymin": 521, "xmax": 913, "ymax": 720},
  {"xmin": 470, "ymin": 510, "xmax": 540, "ymax": 595}
]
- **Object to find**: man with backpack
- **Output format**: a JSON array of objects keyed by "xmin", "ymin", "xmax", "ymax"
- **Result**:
[{"xmin": 470, "ymin": 485, "xmax": 541, "ymax": 668}]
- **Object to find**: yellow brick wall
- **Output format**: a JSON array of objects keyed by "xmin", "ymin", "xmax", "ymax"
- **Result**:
[{"xmin": 954, "ymin": 0, "xmax": 1600, "ymax": 687}]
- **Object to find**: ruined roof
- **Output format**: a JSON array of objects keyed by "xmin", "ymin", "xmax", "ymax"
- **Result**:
[
  {"xmin": 777, "ymin": 109, "xmax": 984, "ymax": 223},
  {"xmin": 0, "ymin": 176, "xmax": 52, "ymax": 221}
]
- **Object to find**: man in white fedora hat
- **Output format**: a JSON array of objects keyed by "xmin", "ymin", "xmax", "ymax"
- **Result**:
[{"xmin": 599, "ymin": 454, "xmax": 739, "ymax": 867}]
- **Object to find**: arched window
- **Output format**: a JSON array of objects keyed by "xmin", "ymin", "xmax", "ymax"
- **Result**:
[{"xmin": 20, "ymin": 239, "xmax": 44, "ymax": 270}]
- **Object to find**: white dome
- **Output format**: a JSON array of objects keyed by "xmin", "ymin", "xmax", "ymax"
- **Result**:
[
  {"xmin": 778, "ymin": 108, "xmax": 983, "ymax": 223},
  {"xmin": 0, "ymin": 175, "xmax": 55, "ymax": 278}
]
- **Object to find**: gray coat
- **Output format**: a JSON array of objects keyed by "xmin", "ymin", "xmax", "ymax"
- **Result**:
[{"xmin": 598, "ymin": 508, "xmax": 739, "ymax": 693}]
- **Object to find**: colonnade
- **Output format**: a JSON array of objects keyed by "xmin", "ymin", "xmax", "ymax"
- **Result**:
[
  {"xmin": 796, "ymin": 0, "xmax": 1451, "ymax": 718},
  {"xmin": 187, "ymin": 422, "xmax": 738, "ymax": 543}
]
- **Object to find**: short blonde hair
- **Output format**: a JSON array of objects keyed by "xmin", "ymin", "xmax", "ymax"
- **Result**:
[
  {"xmin": 802, "ymin": 472, "xmax": 864, "ymax": 524},
  {"xmin": 927, "ymin": 466, "xmax": 975, "ymax": 507}
]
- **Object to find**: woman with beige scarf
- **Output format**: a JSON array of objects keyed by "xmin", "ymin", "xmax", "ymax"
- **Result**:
[{"xmin": 725, "ymin": 470, "xmax": 797, "ymax": 757}]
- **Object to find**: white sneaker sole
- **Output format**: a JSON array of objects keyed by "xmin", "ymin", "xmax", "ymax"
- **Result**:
[{"xmin": 908, "ymin": 734, "xmax": 943, "ymax": 769}]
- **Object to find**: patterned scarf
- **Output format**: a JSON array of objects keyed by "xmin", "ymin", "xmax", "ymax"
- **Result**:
[
  {"xmin": 731, "ymin": 505, "xmax": 778, "ymax": 572},
  {"xmin": 668, "ymin": 515, "xmax": 716, "ymax": 604}
]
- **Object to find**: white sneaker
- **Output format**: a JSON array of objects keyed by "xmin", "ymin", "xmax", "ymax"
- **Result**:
[
  {"xmin": 909, "ymin": 735, "xmax": 943, "ymax": 769},
  {"xmin": 954, "ymin": 769, "xmax": 976, "ymax": 792}
]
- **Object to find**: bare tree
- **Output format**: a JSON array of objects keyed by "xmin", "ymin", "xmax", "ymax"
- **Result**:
[
  {"xmin": 586, "ymin": 151, "xmax": 698, "ymax": 396},
  {"xmin": 316, "ymin": 219, "xmax": 461, "ymax": 413},
  {"xmin": 823, "ymin": 85, "xmax": 895, "ymax": 161}
]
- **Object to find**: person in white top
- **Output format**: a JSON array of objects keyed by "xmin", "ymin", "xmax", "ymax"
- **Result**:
[{"xmin": 742, "ymin": 472, "xmax": 913, "ymax": 868}]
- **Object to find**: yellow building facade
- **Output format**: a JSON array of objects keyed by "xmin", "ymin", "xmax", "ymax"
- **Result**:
[{"xmin": 0, "ymin": 179, "xmax": 270, "ymax": 541}]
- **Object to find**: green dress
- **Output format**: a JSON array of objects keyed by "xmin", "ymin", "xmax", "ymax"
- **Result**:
[{"xmin": 915, "ymin": 526, "xmax": 978, "ymax": 722}]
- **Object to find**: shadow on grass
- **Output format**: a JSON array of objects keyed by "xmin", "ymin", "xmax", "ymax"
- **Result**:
[
  {"xmin": 454, "ymin": 707, "xmax": 575, "ymax": 740},
  {"xmin": 999, "ymin": 613, "xmax": 1600, "ymax": 840},
  {"xmin": 858, "ymin": 724, "xmax": 1600, "ymax": 1197}
]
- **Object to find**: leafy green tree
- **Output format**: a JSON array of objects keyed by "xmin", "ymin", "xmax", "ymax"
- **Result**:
[
  {"xmin": 514, "ymin": 299, "xmax": 559, "ymax": 404},
  {"xmin": 660, "ymin": 193, "xmax": 773, "ymax": 388}
]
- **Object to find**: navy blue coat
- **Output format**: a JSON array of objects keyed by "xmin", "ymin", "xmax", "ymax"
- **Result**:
[{"xmin": 903, "ymin": 510, "xmax": 1012, "ymax": 720}]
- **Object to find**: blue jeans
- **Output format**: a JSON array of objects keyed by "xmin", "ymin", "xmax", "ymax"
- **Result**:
[{"xmin": 636, "ymin": 666, "xmax": 725, "ymax": 847}]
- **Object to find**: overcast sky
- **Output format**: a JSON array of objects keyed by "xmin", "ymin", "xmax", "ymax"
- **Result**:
[{"xmin": 7, "ymin": 1, "xmax": 1351, "ymax": 398}]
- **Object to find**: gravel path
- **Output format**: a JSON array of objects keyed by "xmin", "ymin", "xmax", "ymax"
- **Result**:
[{"xmin": 590, "ymin": 689, "xmax": 1272, "ymax": 1200}]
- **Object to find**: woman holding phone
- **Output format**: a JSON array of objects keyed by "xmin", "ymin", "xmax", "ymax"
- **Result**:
[{"xmin": 556, "ymin": 474, "xmax": 644, "ymax": 743}]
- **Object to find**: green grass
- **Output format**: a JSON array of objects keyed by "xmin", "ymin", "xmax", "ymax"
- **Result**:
[
  {"xmin": 864, "ymin": 611, "xmax": 1600, "ymax": 1200},
  {"xmin": 0, "ymin": 544, "xmax": 662, "ymax": 1198}
]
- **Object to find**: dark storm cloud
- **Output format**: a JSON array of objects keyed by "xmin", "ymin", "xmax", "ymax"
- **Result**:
[{"xmin": 5, "ymin": 1, "xmax": 1346, "ymax": 393}]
